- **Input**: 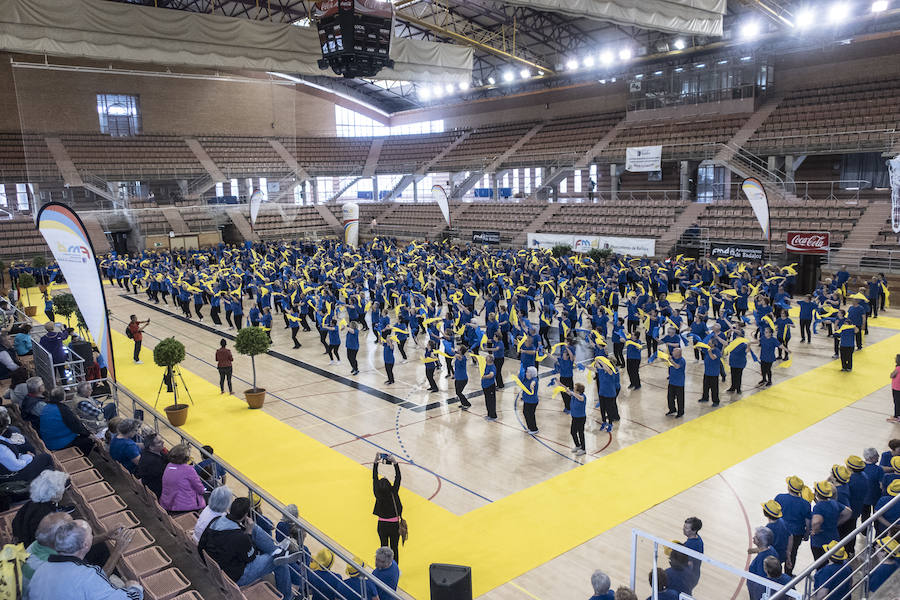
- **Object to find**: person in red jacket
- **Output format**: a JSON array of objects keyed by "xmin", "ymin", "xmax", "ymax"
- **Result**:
[
  {"xmin": 215, "ymin": 339, "xmax": 233, "ymax": 394},
  {"xmin": 127, "ymin": 315, "xmax": 149, "ymax": 364}
]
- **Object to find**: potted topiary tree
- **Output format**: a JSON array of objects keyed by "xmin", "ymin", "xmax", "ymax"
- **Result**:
[
  {"xmin": 52, "ymin": 293, "xmax": 77, "ymax": 328},
  {"xmin": 234, "ymin": 326, "xmax": 271, "ymax": 409},
  {"xmin": 153, "ymin": 336, "xmax": 190, "ymax": 426},
  {"xmin": 31, "ymin": 256, "xmax": 48, "ymax": 290},
  {"xmin": 551, "ymin": 243, "xmax": 572, "ymax": 258},
  {"xmin": 16, "ymin": 272, "xmax": 37, "ymax": 317}
]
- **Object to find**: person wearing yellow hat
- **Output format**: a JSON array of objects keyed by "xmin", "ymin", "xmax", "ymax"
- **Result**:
[
  {"xmin": 810, "ymin": 481, "xmax": 852, "ymax": 560},
  {"xmin": 813, "ymin": 541, "xmax": 852, "ymax": 600},
  {"xmin": 343, "ymin": 556, "xmax": 378, "ymax": 599},
  {"xmin": 830, "ymin": 464, "xmax": 857, "ymax": 557},
  {"xmin": 869, "ymin": 536, "xmax": 900, "ymax": 593},
  {"xmin": 879, "ymin": 439, "xmax": 900, "ymax": 472},
  {"xmin": 845, "ymin": 455, "xmax": 868, "ymax": 530},
  {"xmin": 883, "ymin": 456, "xmax": 900, "ymax": 494},
  {"xmin": 775, "ymin": 476, "xmax": 812, "ymax": 575},
  {"xmin": 309, "ymin": 548, "xmax": 343, "ymax": 600},
  {"xmin": 757, "ymin": 500, "xmax": 788, "ymax": 565},
  {"xmin": 875, "ymin": 479, "xmax": 900, "ymax": 537}
]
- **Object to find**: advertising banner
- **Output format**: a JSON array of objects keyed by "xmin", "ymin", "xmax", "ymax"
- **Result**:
[
  {"xmin": 710, "ymin": 242, "xmax": 765, "ymax": 261},
  {"xmin": 786, "ymin": 231, "xmax": 830, "ymax": 255},
  {"xmin": 432, "ymin": 185, "xmax": 451, "ymax": 227},
  {"xmin": 528, "ymin": 233, "xmax": 655, "ymax": 256},
  {"xmin": 342, "ymin": 202, "xmax": 359, "ymax": 248},
  {"xmin": 36, "ymin": 203, "xmax": 115, "ymax": 382},
  {"xmin": 472, "ymin": 231, "xmax": 501, "ymax": 245},
  {"xmin": 741, "ymin": 178, "xmax": 770, "ymax": 241},
  {"xmin": 527, "ymin": 233, "xmax": 573, "ymax": 249},
  {"xmin": 625, "ymin": 145, "xmax": 662, "ymax": 172}
]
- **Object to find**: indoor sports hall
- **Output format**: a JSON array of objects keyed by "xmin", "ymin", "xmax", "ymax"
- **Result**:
[{"xmin": 1, "ymin": 1, "xmax": 900, "ymax": 600}]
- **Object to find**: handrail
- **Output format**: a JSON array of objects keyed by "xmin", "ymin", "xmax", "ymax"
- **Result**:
[
  {"xmin": 108, "ymin": 382, "xmax": 405, "ymax": 600},
  {"xmin": 771, "ymin": 492, "xmax": 900, "ymax": 599}
]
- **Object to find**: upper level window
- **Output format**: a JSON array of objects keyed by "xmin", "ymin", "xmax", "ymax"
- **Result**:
[
  {"xmin": 334, "ymin": 105, "xmax": 443, "ymax": 137},
  {"xmin": 97, "ymin": 94, "xmax": 142, "ymax": 136}
]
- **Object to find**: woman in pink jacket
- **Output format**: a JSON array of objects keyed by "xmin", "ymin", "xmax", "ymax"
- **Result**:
[{"xmin": 160, "ymin": 444, "xmax": 207, "ymax": 513}]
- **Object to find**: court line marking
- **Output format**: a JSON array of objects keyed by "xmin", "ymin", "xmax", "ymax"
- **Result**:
[{"xmin": 509, "ymin": 581, "xmax": 544, "ymax": 600}]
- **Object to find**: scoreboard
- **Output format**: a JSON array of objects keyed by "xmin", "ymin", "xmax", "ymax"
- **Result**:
[{"xmin": 314, "ymin": 0, "xmax": 395, "ymax": 79}]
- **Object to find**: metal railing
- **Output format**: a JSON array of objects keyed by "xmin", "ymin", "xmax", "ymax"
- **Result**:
[
  {"xmin": 627, "ymin": 83, "xmax": 758, "ymax": 113},
  {"xmin": 826, "ymin": 247, "xmax": 900, "ymax": 273},
  {"xmin": 109, "ymin": 382, "xmax": 406, "ymax": 600},
  {"xmin": 771, "ymin": 492, "xmax": 900, "ymax": 599},
  {"xmin": 31, "ymin": 330, "xmax": 87, "ymax": 392},
  {"xmin": 746, "ymin": 128, "xmax": 898, "ymax": 156}
]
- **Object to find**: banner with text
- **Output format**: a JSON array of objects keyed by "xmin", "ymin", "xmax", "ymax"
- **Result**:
[
  {"xmin": 527, "ymin": 232, "xmax": 573, "ymax": 250},
  {"xmin": 710, "ymin": 242, "xmax": 765, "ymax": 261},
  {"xmin": 472, "ymin": 230, "xmax": 501, "ymax": 245},
  {"xmin": 527, "ymin": 233, "xmax": 655, "ymax": 256},
  {"xmin": 37, "ymin": 203, "xmax": 116, "ymax": 382},
  {"xmin": 625, "ymin": 145, "xmax": 662, "ymax": 172},
  {"xmin": 786, "ymin": 231, "xmax": 830, "ymax": 255}
]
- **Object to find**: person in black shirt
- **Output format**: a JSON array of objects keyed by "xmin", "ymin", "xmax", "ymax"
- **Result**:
[
  {"xmin": 137, "ymin": 433, "xmax": 167, "ymax": 499},
  {"xmin": 373, "ymin": 453, "xmax": 403, "ymax": 562}
]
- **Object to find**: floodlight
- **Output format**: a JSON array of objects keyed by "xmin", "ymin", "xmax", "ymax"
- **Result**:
[
  {"xmin": 432, "ymin": 85, "xmax": 444, "ymax": 98},
  {"xmin": 740, "ymin": 21, "xmax": 760, "ymax": 40},
  {"xmin": 566, "ymin": 59, "xmax": 579, "ymax": 70},
  {"xmin": 673, "ymin": 38, "xmax": 686, "ymax": 50},
  {"xmin": 582, "ymin": 55, "xmax": 595, "ymax": 68},
  {"xmin": 618, "ymin": 48, "xmax": 633, "ymax": 60},
  {"xmin": 487, "ymin": 76, "xmax": 496, "ymax": 85},
  {"xmin": 458, "ymin": 81, "xmax": 470, "ymax": 91},
  {"xmin": 419, "ymin": 87, "xmax": 431, "ymax": 100},
  {"xmin": 872, "ymin": 0, "xmax": 889, "ymax": 11},
  {"xmin": 828, "ymin": 3, "xmax": 850, "ymax": 23},
  {"xmin": 444, "ymin": 84, "xmax": 454, "ymax": 95},
  {"xmin": 520, "ymin": 69, "xmax": 531, "ymax": 79},
  {"xmin": 600, "ymin": 51, "xmax": 614, "ymax": 65},
  {"xmin": 795, "ymin": 8, "xmax": 815, "ymax": 28},
  {"xmin": 502, "ymin": 70, "xmax": 515, "ymax": 82}
]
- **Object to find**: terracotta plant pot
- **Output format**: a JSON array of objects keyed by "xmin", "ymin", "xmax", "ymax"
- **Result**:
[
  {"xmin": 24, "ymin": 306, "xmax": 37, "ymax": 317},
  {"xmin": 245, "ymin": 389, "xmax": 266, "ymax": 409},
  {"xmin": 164, "ymin": 404, "xmax": 189, "ymax": 427}
]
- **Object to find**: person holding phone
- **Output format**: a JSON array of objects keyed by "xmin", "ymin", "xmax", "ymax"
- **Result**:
[
  {"xmin": 372, "ymin": 453, "xmax": 403, "ymax": 562},
  {"xmin": 127, "ymin": 315, "xmax": 150, "ymax": 364}
]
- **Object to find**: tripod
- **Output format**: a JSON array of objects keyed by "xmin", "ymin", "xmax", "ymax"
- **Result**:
[{"xmin": 155, "ymin": 365, "xmax": 194, "ymax": 409}]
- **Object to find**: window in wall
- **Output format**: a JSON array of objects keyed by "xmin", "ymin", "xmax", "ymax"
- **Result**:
[
  {"xmin": 334, "ymin": 105, "xmax": 443, "ymax": 137},
  {"xmin": 258, "ymin": 178, "xmax": 268, "ymax": 201},
  {"xmin": 512, "ymin": 169, "xmax": 520, "ymax": 194},
  {"xmin": 215, "ymin": 183, "xmax": 224, "ymax": 197},
  {"xmin": 559, "ymin": 178, "xmax": 568, "ymax": 194},
  {"xmin": 524, "ymin": 168, "xmax": 531, "ymax": 193},
  {"xmin": 574, "ymin": 170, "xmax": 582, "ymax": 193},
  {"xmin": 230, "ymin": 179, "xmax": 239, "ymax": 197},
  {"xmin": 97, "ymin": 94, "xmax": 141, "ymax": 136},
  {"xmin": 294, "ymin": 184, "xmax": 303, "ymax": 205},
  {"xmin": 246, "ymin": 178, "xmax": 254, "ymax": 199},
  {"xmin": 696, "ymin": 164, "xmax": 726, "ymax": 203},
  {"xmin": 15, "ymin": 184, "xmax": 31, "ymax": 211},
  {"xmin": 535, "ymin": 168, "xmax": 542, "ymax": 188},
  {"xmin": 590, "ymin": 164, "xmax": 598, "ymax": 183}
]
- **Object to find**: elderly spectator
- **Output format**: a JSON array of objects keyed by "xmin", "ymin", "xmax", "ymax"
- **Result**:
[
  {"xmin": 0, "ymin": 332, "xmax": 20, "ymax": 386},
  {"xmin": 20, "ymin": 377, "xmax": 46, "ymax": 429},
  {"xmin": 28, "ymin": 519, "xmax": 141, "ymax": 600},
  {"xmin": 0, "ymin": 403, "xmax": 33, "ymax": 454},
  {"xmin": 39, "ymin": 387, "xmax": 93, "ymax": 455},
  {"xmin": 22, "ymin": 512, "xmax": 72, "ymax": 594},
  {"xmin": 615, "ymin": 588, "xmax": 638, "ymax": 600},
  {"xmin": 11, "ymin": 470, "xmax": 71, "ymax": 546},
  {"xmin": 67, "ymin": 381, "xmax": 116, "ymax": 432},
  {"xmin": 0, "ymin": 406, "xmax": 51, "ymax": 483},
  {"xmin": 373, "ymin": 546, "xmax": 400, "ymax": 592},
  {"xmin": 198, "ymin": 496, "xmax": 302, "ymax": 600},
  {"xmin": 137, "ymin": 433, "xmax": 167, "ymax": 499},
  {"xmin": 160, "ymin": 444, "xmax": 206, "ymax": 514},
  {"xmin": 194, "ymin": 485, "xmax": 234, "ymax": 543},
  {"xmin": 2, "ymin": 366, "xmax": 29, "ymax": 406},
  {"xmin": 308, "ymin": 548, "xmax": 344, "ymax": 600},
  {"xmin": 589, "ymin": 569, "xmax": 614, "ymax": 600},
  {"xmin": 109, "ymin": 418, "xmax": 142, "ymax": 474},
  {"xmin": 747, "ymin": 527, "xmax": 778, "ymax": 600},
  {"xmin": 39, "ymin": 322, "xmax": 70, "ymax": 366},
  {"xmin": 13, "ymin": 324, "xmax": 32, "ymax": 356}
]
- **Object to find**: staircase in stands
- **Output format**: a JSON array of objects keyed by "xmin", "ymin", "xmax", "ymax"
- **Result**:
[
  {"xmin": 656, "ymin": 202, "xmax": 710, "ymax": 256},
  {"xmin": 225, "ymin": 207, "xmax": 259, "ymax": 242},
  {"xmin": 830, "ymin": 200, "xmax": 891, "ymax": 267},
  {"xmin": 528, "ymin": 118, "xmax": 628, "ymax": 201},
  {"xmin": 385, "ymin": 130, "xmax": 472, "ymax": 202},
  {"xmin": 452, "ymin": 122, "xmax": 546, "ymax": 199},
  {"xmin": 513, "ymin": 203, "xmax": 560, "ymax": 246}
]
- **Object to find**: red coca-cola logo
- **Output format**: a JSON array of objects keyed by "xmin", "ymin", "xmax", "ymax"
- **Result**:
[{"xmin": 786, "ymin": 231, "xmax": 830, "ymax": 254}]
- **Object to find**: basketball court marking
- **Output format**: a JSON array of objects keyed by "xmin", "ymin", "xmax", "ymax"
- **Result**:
[{"xmin": 111, "ymin": 312, "xmax": 900, "ymax": 599}]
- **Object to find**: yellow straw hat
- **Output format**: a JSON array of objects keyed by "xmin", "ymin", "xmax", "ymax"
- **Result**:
[
  {"xmin": 762, "ymin": 500, "xmax": 783, "ymax": 519},
  {"xmin": 815, "ymin": 481, "xmax": 835, "ymax": 498},
  {"xmin": 846, "ymin": 455, "xmax": 865, "ymax": 472},
  {"xmin": 822, "ymin": 541, "xmax": 848, "ymax": 561},
  {"xmin": 346, "ymin": 557, "xmax": 364, "ymax": 577},
  {"xmin": 312, "ymin": 549, "xmax": 334, "ymax": 571},
  {"xmin": 831, "ymin": 464, "xmax": 851, "ymax": 484},
  {"xmin": 786, "ymin": 475, "xmax": 805, "ymax": 494}
]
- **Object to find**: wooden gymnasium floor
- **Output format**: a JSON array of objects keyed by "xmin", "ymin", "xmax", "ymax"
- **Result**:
[{"xmin": 92, "ymin": 283, "xmax": 900, "ymax": 600}]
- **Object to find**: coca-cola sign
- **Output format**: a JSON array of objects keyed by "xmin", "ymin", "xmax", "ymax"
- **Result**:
[{"xmin": 786, "ymin": 231, "xmax": 830, "ymax": 255}]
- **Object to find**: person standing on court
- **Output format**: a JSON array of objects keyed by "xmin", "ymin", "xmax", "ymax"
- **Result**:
[
  {"xmin": 215, "ymin": 339, "xmax": 233, "ymax": 395},
  {"xmin": 758, "ymin": 328, "xmax": 782, "ymax": 386},
  {"xmin": 520, "ymin": 365, "xmax": 539, "ymax": 433},
  {"xmin": 809, "ymin": 481, "xmax": 852, "ymax": 560},
  {"xmin": 372, "ymin": 454, "xmax": 403, "ymax": 562},
  {"xmin": 889, "ymin": 354, "xmax": 900, "ymax": 423},
  {"xmin": 557, "ymin": 341, "xmax": 575, "ymax": 413},
  {"xmin": 345, "ymin": 321, "xmax": 360, "ymax": 376},
  {"xmin": 698, "ymin": 344, "xmax": 721, "ymax": 406},
  {"xmin": 480, "ymin": 355, "xmax": 497, "ymax": 421},
  {"xmin": 127, "ymin": 314, "xmax": 149, "ymax": 364},
  {"xmin": 562, "ymin": 382, "xmax": 587, "ymax": 455},
  {"xmin": 837, "ymin": 318, "xmax": 858, "ymax": 372},
  {"xmin": 452, "ymin": 346, "xmax": 472, "ymax": 409},
  {"xmin": 775, "ymin": 476, "xmax": 811, "ymax": 576},
  {"xmin": 682, "ymin": 516, "xmax": 704, "ymax": 584},
  {"xmin": 382, "ymin": 336, "xmax": 396, "ymax": 385},
  {"xmin": 666, "ymin": 348, "xmax": 686, "ymax": 418},
  {"xmin": 624, "ymin": 331, "xmax": 642, "ymax": 390},
  {"xmin": 726, "ymin": 332, "xmax": 747, "ymax": 394}
]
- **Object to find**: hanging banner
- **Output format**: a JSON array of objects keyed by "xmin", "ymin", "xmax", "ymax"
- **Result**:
[
  {"xmin": 36, "ymin": 203, "xmax": 115, "ymax": 382},
  {"xmin": 249, "ymin": 189, "xmax": 264, "ymax": 226},
  {"xmin": 625, "ymin": 145, "xmax": 662, "ymax": 172},
  {"xmin": 710, "ymin": 242, "xmax": 764, "ymax": 261},
  {"xmin": 342, "ymin": 202, "xmax": 359, "ymax": 248},
  {"xmin": 527, "ymin": 232, "xmax": 574, "ymax": 249},
  {"xmin": 432, "ymin": 185, "xmax": 451, "ymax": 227},
  {"xmin": 472, "ymin": 230, "xmax": 501, "ymax": 245},
  {"xmin": 786, "ymin": 231, "xmax": 830, "ymax": 255},
  {"xmin": 889, "ymin": 155, "xmax": 900, "ymax": 234},
  {"xmin": 741, "ymin": 177, "xmax": 770, "ymax": 241},
  {"xmin": 573, "ymin": 235, "xmax": 656, "ymax": 256}
]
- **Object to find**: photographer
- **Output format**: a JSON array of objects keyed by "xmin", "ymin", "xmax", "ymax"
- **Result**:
[{"xmin": 372, "ymin": 453, "xmax": 403, "ymax": 562}]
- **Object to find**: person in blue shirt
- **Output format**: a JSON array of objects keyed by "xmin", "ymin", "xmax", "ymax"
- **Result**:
[
  {"xmin": 863, "ymin": 447, "xmax": 885, "ymax": 521},
  {"xmin": 664, "ymin": 549, "xmax": 695, "ymax": 597},
  {"xmin": 726, "ymin": 330, "xmax": 748, "ymax": 394},
  {"xmin": 698, "ymin": 345, "xmax": 721, "ymax": 406},
  {"xmin": 557, "ymin": 342, "xmax": 575, "ymax": 413},
  {"xmin": 481, "ymin": 355, "xmax": 497, "ymax": 420},
  {"xmin": 869, "ymin": 536, "xmax": 900, "ymax": 594},
  {"xmin": 775, "ymin": 476, "xmax": 812, "ymax": 575},
  {"xmin": 746, "ymin": 527, "xmax": 779, "ymax": 600},
  {"xmin": 845, "ymin": 454, "xmax": 868, "ymax": 524},
  {"xmin": 342, "ymin": 558, "xmax": 379, "ymax": 600},
  {"xmin": 595, "ymin": 359, "xmax": 621, "ymax": 432},
  {"xmin": 666, "ymin": 348, "xmax": 686, "ymax": 418},
  {"xmin": 837, "ymin": 318, "xmax": 858, "ymax": 372},
  {"xmin": 372, "ymin": 547, "xmax": 400, "ymax": 592},
  {"xmin": 486, "ymin": 332, "xmax": 506, "ymax": 388},
  {"xmin": 812, "ymin": 542, "xmax": 853, "ymax": 600},
  {"xmin": 324, "ymin": 318, "xmax": 341, "ymax": 365},
  {"xmin": 342, "ymin": 321, "xmax": 359, "ymax": 375},
  {"xmin": 847, "ymin": 297, "xmax": 867, "ymax": 349},
  {"xmin": 260, "ymin": 307, "xmax": 273, "ymax": 342},
  {"xmin": 452, "ymin": 347, "xmax": 472, "ymax": 409},
  {"xmin": 646, "ymin": 568, "xmax": 679, "ymax": 600},
  {"xmin": 309, "ymin": 548, "xmax": 344, "ymax": 600},
  {"xmin": 760, "ymin": 500, "xmax": 789, "ymax": 564},
  {"xmin": 797, "ymin": 295, "xmax": 816, "ymax": 343},
  {"xmin": 774, "ymin": 315, "xmax": 793, "ymax": 360},
  {"xmin": 682, "ymin": 516, "xmax": 704, "ymax": 584},
  {"xmin": 520, "ymin": 365, "xmax": 539, "ymax": 433},
  {"xmin": 762, "ymin": 556, "xmax": 792, "ymax": 592},
  {"xmin": 382, "ymin": 337, "xmax": 395, "ymax": 385},
  {"xmin": 42, "ymin": 292, "xmax": 54, "ymax": 323},
  {"xmin": 588, "ymin": 569, "xmax": 614, "ymax": 600},
  {"xmin": 560, "ymin": 382, "xmax": 587, "ymax": 455},
  {"xmin": 810, "ymin": 481, "xmax": 852, "ymax": 560},
  {"xmin": 612, "ymin": 319, "xmax": 627, "ymax": 367},
  {"xmin": 423, "ymin": 340, "xmax": 439, "ymax": 392},
  {"xmin": 624, "ymin": 331, "xmax": 643, "ymax": 390},
  {"xmin": 758, "ymin": 327, "xmax": 784, "ymax": 386},
  {"xmin": 875, "ymin": 480, "xmax": 900, "ymax": 537}
]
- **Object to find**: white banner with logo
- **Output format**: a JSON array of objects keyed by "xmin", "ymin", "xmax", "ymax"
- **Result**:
[
  {"xmin": 528, "ymin": 233, "xmax": 655, "ymax": 256},
  {"xmin": 625, "ymin": 145, "xmax": 662, "ymax": 172},
  {"xmin": 37, "ymin": 203, "xmax": 115, "ymax": 381},
  {"xmin": 342, "ymin": 202, "xmax": 359, "ymax": 248},
  {"xmin": 741, "ymin": 177, "xmax": 770, "ymax": 241}
]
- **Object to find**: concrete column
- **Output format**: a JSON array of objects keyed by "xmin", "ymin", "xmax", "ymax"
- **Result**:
[
  {"xmin": 491, "ymin": 172, "xmax": 499, "ymax": 201},
  {"xmin": 372, "ymin": 176, "xmax": 379, "ymax": 203},
  {"xmin": 310, "ymin": 179, "xmax": 318, "ymax": 204},
  {"xmin": 680, "ymin": 161, "xmax": 690, "ymax": 203},
  {"xmin": 413, "ymin": 179, "xmax": 418, "ymax": 203},
  {"xmin": 785, "ymin": 156, "xmax": 796, "ymax": 183},
  {"xmin": 610, "ymin": 163, "xmax": 618, "ymax": 201},
  {"xmin": 767, "ymin": 156, "xmax": 777, "ymax": 173}
]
